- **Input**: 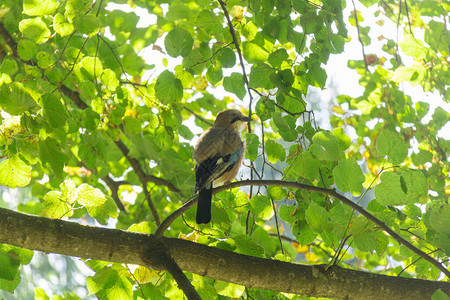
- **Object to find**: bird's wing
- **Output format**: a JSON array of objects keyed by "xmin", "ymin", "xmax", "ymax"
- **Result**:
[{"xmin": 193, "ymin": 127, "xmax": 243, "ymax": 191}]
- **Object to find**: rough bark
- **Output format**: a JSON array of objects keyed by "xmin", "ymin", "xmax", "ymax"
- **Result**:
[{"xmin": 0, "ymin": 207, "xmax": 448, "ymax": 299}]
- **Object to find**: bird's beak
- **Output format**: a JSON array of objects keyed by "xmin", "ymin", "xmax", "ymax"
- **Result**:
[{"xmin": 239, "ymin": 115, "xmax": 252, "ymax": 122}]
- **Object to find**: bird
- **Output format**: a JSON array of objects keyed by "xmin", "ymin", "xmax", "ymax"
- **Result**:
[{"xmin": 193, "ymin": 109, "xmax": 251, "ymax": 224}]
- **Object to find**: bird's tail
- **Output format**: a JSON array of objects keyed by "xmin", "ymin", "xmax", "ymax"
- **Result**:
[{"xmin": 196, "ymin": 187, "xmax": 212, "ymax": 224}]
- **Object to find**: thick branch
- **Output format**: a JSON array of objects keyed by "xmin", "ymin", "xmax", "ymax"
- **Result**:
[
  {"xmin": 0, "ymin": 208, "xmax": 448, "ymax": 299},
  {"xmin": 145, "ymin": 238, "xmax": 201, "ymax": 300},
  {"xmin": 155, "ymin": 180, "xmax": 450, "ymax": 278}
]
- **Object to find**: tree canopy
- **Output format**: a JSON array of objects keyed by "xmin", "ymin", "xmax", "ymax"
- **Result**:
[{"xmin": 0, "ymin": 0, "xmax": 449, "ymax": 299}]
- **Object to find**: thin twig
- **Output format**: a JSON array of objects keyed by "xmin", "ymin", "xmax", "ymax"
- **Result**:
[
  {"xmin": 54, "ymin": 36, "xmax": 90, "ymax": 93},
  {"xmin": 154, "ymin": 179, "xmax": 450, "ymax": 278},
  {"xmin": 182, "ymin": 106, "xmax": 213, "ymax": 126},
  {"xmin": 351, "ymin": 0, "xmax": 368, "ymax": 72},
  {"xmin": 397, "ymin": 249, "xmax": 440, "ymax": 277},
  {"xmin": 115, "ymin": 140, "xmax": 161, "ymax": 225},
  {"xmin": 271, "ymin": 199, "xmax": 284, "ymax": 254},
  {"xmin": 102, "ymin": 175, "xmax": 127, "ymax": 212},
  {"xmin": 403, "ymin": 0, "xmax": 413, "ymax": 34}
]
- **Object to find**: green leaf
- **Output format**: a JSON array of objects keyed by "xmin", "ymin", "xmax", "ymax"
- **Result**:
[
  {"xmin": 310, "ymin": 131, "xmax": 340, "ymax": 161},
  {"xmin": 250, "ymin": 195, "xmax": 273, "ymax": 220},
  {"xmin": 43, "ymin": 191, "xmax": 73, "ymax": 219},
  {"xmin": 23, "ymin": 0, "xmax": 58, "ymax": 16},
  {"xmin": 53, "ymin": 13, "xmax": 74, "ymax": 37},
  {"xmin": 432, "ymin": 289, "xmax": 450, "ymax": 300},
  {"xmin": 401, "ymin": 169, "xmax": 428, "ymax": 203},
  {"xmin": 0, "ymin": 250, "xmax": 20, "ymax": 281},
  {"xmin": 77, "ymin": 183, "xmax": 107, "ymax": 207},
  {"xmin": 0, "ymin": 271, "xmax": 20, "ymax": 293},
  {"xmin": 60, "ymin": 179, "xmax": 78, "ymax": 204},
  {"xmin": 155, "ymin": 70, "xmax": 183, "ymax": 104},
  {"xmin": 39, "ymin": 138, "xmax": 68, "ymax": 178},
  {"xmin": 17, "ymin": 39, "xmax": 37, "ymax": 61},
  {"xmin": 392, "ymin": 64, "xmax": 426, "ymax": 84},
  {"xmin": 332, "ymin": 128, "xmax": 351, "ymax": 151},
  {"xmin": 265, "ymin": 140, "xmax": 285, "ymax": 163},
  {"xmin": 182, "ymin": 49, "xmax": 206, "ymax": 74},
  {"xmin": 19, "ymin": 17, "xmax": 51, "ymax": 44},
  {"xmin": 432, "ymin": 107, "xmax": 450, "ymax": 129},
  {"xmin": 288, "ymin": 151, "xmax": 320, "ymax": 181},
  {"xmin": 205, "ymin": 64, "xmax": 223, "ymax": 85},
  {"xmin": 42, "ymin": 93, "xmax": 66, "ymax": 128},
  {"xmin": 428, "ymin": 203, "xmax": 450, "ymax": 236},
  {"xmin": 0, "ymin": 59, "xmax": 18, "ymax": 75},
  {"xmin": 245, "ymin": 132, "xmax": 259, "ymax": 161},
  {"xmin": 0, "ymin": 155, "xmax": 31, "ymax": 188},
  {"xmin": 293, "ymin": 221, "xmax": 317, "ymax": 245},
  {"xmin": 73, "ymin": 14, "xmax": 101, "ymax": 36},
  {"xmin": 256, "ymin": 98, "xmax": 275, "ymax": 121},
  {"xmin": 242, "ymin": 42, "xmax": 269, "ymax": 63},
  {"xmin": 123, "ymin": 116, "xmax": 141, "ymax": 134},
  {"xmin": 270, "ymin": 69, "xmax": 294, "ymax": 92},
  {"xmin": 268, "ymin": 49, "xmax": 288, "ymax": 68},
  {"xmin": 233, "ymin": 234, "xmax": 265, "ymax": 257},
  {"xmin": 81, "ymin": 56, "xmax": 103, "ymax": 79},
  {"xmin": 215, "ymin": 47, "xmax": 236, "ymax": 68},
  {"xmin": 164, "ymin": 27, "xmax": 193, "ymax": 58},
  {"xmin": 223, "ymin": 73, "xmax": 246, "ymax": 100},
  {"xmin": 329, "ymin": 33, "xmax": 345, "ymax": 53},
  {"xmin": 271, "ymin": 112, "xmax": 297, "ymax": 141},
  {"xmin": 196, "ymin": 11, "xmax": 223, "ymax": 35},
  {"xmin": 353, "ymin": 230, "xmax": 389, "ymax": 255},
  {"xmin": 36, "ymin": 51, "xmax": 54, "ymax": 68},
  {"xmin": 267, "ymin": 186, "xmax": 287, "ymax": 201},
  {"xmin": 400, "ymin": 34, "xmax": 427, "ymax": 59},
  {"xmin": 178, "ymin": 124, "xmax": 194, "ymax": 140},
  {"xmin": 86, "ymin": 197, "xmax": 119, "ymax": 225},
  {"xmin": 333, "ymin": 158, "xmax": 365, "ymax": 196},
  {"xmin": 376, "ymin": 130, "xmax": 408, "ymax": 164},
  {"xmin": 215, "ymin": 280, "xmax": 245, "ymax": 298},
  {"xmin": 252, "ymin": 226, "xmax": 276, "ymax": 256},
  {"xmin": 307, "ymin": 63, "xmax": 327, "ymax": 88},
  {"xmin": 279, "ymin": 204, "xmax": 296, "ymax": 223},
  {"xmin": 249, "ymin": 63, "xmax": 273, "ymax": 89},
  {"xmin": 0, "ymin": 82, "xmax": 38, "ymax": 115},
  {"xmin": 87, "ymin": 268, "xmax": 132, "ymax": 299},
  {"xmin": 101, "ymin": 69, "xmax": 119, "ymax": 91},
  {"xmin": 355, "ymin": 100, "xmax": 376, "ymax": 115},
  {"xmin": 305, "ymin": 201, "xmax": 328, "ymax": 232},
  {"xmin": 127, "ymin": 221, "xmax": 157, "ymax": 234},
  {"xmin": 374, "ymin": 172, "xmax": 406, "ymax": 206}
]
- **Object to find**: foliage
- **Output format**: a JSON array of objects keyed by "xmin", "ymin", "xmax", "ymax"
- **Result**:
[{"xmin": 0, "ymin": 0, "xmax": 448, "ymax": 298}]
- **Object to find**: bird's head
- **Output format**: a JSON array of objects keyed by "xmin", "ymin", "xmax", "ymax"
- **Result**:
[{"xmin": 213, "ymin": 109, "xmax": 252, "ymax": 131}]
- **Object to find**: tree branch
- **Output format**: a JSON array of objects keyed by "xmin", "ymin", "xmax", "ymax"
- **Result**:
[
  {"xmin": 154, "ymin": 179, "xmax": 450, "ymax": 278},
  {"xmin": 1, "ymin": 207, "xmax": 448, "ymax": 299},
  {"xmin": 351, "ymin": 0, "xmax": 369, "ymax": 71},
  {"xmin": 144, "ymin": 238, "xmax": 201, "ymax": 300},
  {"xmin": 114, "ymin": 139, "xmax": 161, "ymax": 225},
  {"xmin": 101, "ymin": 174, "xmax": 127, "ymax": 212}
]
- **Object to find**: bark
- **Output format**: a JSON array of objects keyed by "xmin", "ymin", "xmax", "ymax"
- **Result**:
[{"xmin": 0, "ymin": 207, "xmax": 448, "ymax": 299}]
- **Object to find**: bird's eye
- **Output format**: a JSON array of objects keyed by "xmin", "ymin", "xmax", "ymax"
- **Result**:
[{"xmin": 231, "ymin": 115, "xmax": 239, "ymax": 123}]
